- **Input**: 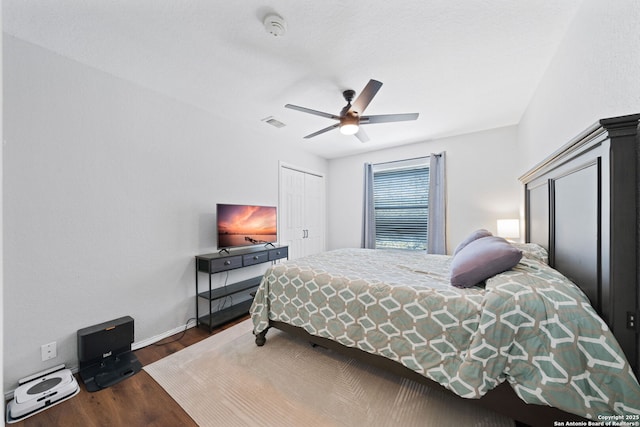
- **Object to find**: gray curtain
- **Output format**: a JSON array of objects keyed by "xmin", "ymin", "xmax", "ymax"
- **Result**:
[
  {"xmin": 362, "ymin": 163, "xmax": 376, "ymax": 248},
  {"xmin": 427, "ymin": 152, "xmax": 447, "ymax": 254}
]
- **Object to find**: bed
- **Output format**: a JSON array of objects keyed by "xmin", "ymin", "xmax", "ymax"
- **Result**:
[{"xmin": 250, "ymin": 113, "xmax": 640, "ymax": 426}]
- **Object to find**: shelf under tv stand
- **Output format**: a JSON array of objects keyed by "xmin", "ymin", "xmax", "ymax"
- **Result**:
[{"xmin": 194, "ymin": 245, "xmax": 288, "ymax": 332}]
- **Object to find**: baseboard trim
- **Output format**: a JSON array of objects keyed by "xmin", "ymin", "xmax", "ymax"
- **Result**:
[{"xmin": 131, "ymin": 319, "xmax": 197, "ymax": 351}]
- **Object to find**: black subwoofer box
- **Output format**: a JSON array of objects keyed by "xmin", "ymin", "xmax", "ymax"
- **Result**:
[{"xmin": 77, "ymin": 315, "xmax": 142, "ymax": 392}]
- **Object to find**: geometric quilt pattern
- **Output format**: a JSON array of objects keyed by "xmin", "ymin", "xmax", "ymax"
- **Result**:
[{"xmin": 251, "ymin": 248, "xmax": 640, "ymax": 419}]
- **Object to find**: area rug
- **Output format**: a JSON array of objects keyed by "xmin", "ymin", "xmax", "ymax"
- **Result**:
[{"xmin": 144, "ymin": 319, "xmax": 514, "ymax": 427}]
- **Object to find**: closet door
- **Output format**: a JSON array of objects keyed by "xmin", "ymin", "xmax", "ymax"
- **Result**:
[
  {"xmin": 302, "ymin": 173, "xmax": 324, "ymax": 256},
  {"xmin": 279, "ymin": 165, "xmax": 325, "ymax": 260},
  {"xmin": 280, "ymin": 167, "xmax": 306, "ymax": 260}
]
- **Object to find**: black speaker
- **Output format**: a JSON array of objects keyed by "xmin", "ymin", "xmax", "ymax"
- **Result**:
[{"xmin": 77, "ymin": 316, "xmax": 142, "ymax": 392}]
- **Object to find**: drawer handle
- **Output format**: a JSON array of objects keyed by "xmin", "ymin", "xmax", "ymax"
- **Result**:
[
  {"xmin": 253, "ymin": 256, "xmax": 259, "ymax": 260},
  {"xmin": 275, "ymin": 251, "xmax": 280, "ymax": 255},
  {"xmin": 224, "ymin": 260, "xmax": 231, "ymax": 266}
]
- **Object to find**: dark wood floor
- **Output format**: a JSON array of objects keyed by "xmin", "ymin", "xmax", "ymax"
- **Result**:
[{"xmin": 5, "ymin": 316, "xmax": 248, "ymax": 427}]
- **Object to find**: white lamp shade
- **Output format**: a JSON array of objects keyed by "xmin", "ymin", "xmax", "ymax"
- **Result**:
[{"xmin": 497, "ymin": 219, "xmax": 520, "ymax": 239}]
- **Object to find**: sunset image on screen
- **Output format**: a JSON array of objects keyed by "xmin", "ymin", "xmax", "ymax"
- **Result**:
[{"xmin": 217, "ymin": 204, "xmax": 277, "ymax": 248}]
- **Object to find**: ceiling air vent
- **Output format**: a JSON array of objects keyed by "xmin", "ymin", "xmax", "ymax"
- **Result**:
[{"xmin": 261, "ymin": 116, "xmax": 286, "ymax": 128}]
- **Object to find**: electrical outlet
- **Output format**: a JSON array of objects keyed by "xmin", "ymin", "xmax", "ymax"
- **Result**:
[{"xmin": 41, "ymin": 342, "xmax": 57, "ymax": 361}]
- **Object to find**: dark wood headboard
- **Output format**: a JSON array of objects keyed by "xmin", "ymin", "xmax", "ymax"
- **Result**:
[{"xmin": 520, "ymin": 113, "xmax": 640, "ymax": 374}]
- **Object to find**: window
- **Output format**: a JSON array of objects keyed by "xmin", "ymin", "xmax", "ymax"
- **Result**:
[{"xmin": 372, "ymin": 160, "xmax": 429, "ymax": 250}]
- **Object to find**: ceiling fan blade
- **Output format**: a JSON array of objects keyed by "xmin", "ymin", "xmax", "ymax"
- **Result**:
[
  {"xmin": 354, "ymin": 127, "xmax": 370, "ymax": 143},
  {"xmin": 351, "ymin": 79, "xmax": 383, "ymax": 114},
  {"xmin": 304, "ymin": 123, "xmax": 340, "ymax": 139},
  {"xmin": 285, "ymin": 104, "xmax": 340, "ymax": 120},
  {"xmin": 360, "ymin": 113, "xmax": 419, "ymax": 124}
]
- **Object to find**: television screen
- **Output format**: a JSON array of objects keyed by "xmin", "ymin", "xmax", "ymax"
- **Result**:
[{"xmin": 217, "ymin": 204, "xmax": 277, "ymax": 249}]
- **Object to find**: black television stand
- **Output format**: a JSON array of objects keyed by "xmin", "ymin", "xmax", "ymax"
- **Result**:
[{"xmin": 195, "ymin": 245, "xmax": 288, "ymax": 332}]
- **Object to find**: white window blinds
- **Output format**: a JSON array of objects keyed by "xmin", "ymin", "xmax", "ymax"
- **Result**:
[{"xmin": 373, "ymin": 163, "xmax": 429, "ymax": 250}]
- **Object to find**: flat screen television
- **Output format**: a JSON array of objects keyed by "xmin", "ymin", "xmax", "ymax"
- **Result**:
[{"xmin": 217, "ymin": 204, "xmax": 277, "ymax": 249}]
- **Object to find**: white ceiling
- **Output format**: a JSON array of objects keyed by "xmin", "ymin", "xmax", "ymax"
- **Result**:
[{"xmin": 3, "ymin": 1, "xmax": 584, "ymax": 159}]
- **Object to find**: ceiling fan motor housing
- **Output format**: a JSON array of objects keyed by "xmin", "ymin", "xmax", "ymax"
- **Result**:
[{"xmin": 343, "ymin": 89, "xmax": 356, "ymax": 103}]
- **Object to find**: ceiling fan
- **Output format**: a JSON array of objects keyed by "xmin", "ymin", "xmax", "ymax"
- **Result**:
[{"xmin": 285, "ymin": 79, "xmax": 419, "ymax": 143}]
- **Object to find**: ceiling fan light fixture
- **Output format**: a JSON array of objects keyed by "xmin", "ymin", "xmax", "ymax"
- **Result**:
[
  {"xmin": 340, "ymin": 123, "xmax": 359, "ymax": 135},
  {"xmin": 340, "ymin": 112, "xmax": 359, "ymax": 135}
]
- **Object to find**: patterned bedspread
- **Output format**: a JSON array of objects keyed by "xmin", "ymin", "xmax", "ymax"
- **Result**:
[{"xmin": 250, "ymin": 248, "xmax": 640, "ymax": 419}]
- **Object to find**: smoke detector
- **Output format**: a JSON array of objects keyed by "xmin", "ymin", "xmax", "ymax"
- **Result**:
[{"xmin": 263, "ymin": 14, "xmax": 287, "ymax": 37}]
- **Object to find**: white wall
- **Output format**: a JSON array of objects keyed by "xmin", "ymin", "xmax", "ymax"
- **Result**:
[
  {"xmin": 327, "ymin": 126, "xmax": 522, "ymax": 252},
  {"xmin": 518, "ymin": 0, "xmax": 640, "ymax": 169},
  {"xmin": 2, "ymin": 36, "xmax": 327, "ymax": 390}
]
